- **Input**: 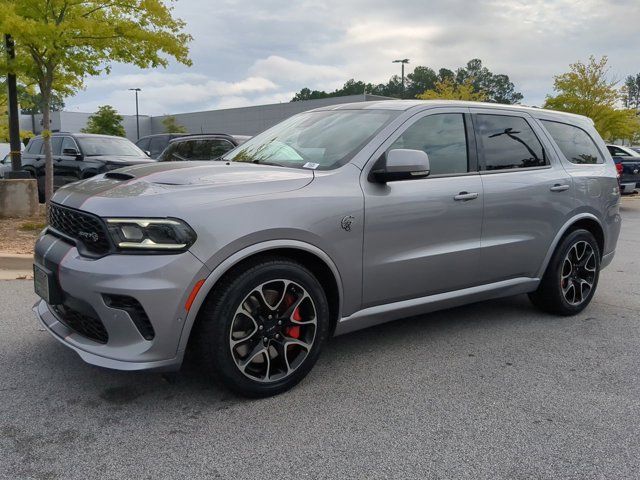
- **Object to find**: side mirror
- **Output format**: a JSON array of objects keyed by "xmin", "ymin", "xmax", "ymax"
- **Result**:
[
  {"xmin": 370, "ymin": 149, "xmax": 431, "ymax": 183},
  {"xmin": 144, "ymin": 150, "xmax": 151, "ymax": 157},
  {"xmin": 63, "ymin": 148, "xmax": 81, "ymax": 157}
]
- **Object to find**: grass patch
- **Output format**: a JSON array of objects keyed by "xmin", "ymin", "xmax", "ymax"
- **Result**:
[{"xmin": 19, "ymin": 221, "xmax": 47, "ymax": 231}]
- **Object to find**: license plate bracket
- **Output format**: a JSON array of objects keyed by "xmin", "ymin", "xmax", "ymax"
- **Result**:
[{"xmin": 33, "ymin": 264, "xmax": 63, "ymax": 305}]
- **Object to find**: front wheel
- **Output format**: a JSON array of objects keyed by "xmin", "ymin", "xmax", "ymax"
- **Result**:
[
  {"xmin": 193, "ymin": 257, "xmax": 331, "ymax": 398},
  {"xmin": 529, "ymin": 229, "xmax": 601, "ymax": 315}
]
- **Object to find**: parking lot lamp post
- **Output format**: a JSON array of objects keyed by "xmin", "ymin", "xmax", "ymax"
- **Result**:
[
  {"xmin": 129, "ymin": 88, "xmax": 141, "ymax": 139},
  {"xmin": 4, "ymin": 34, "xmax": 27, "ymax": 178},
  {"xmin": 392, "ymin": 58, "xmax": 410, "ymax": 99}
]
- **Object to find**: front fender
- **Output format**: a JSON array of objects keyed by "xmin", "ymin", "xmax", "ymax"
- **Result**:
[{"xmin": 175, "ymin": 239, "xmax": 344, "ymax": 358}]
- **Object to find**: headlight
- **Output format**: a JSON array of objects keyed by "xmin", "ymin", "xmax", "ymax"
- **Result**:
[{"xmin": 105, "ymin": 218, "xmax": 196, "ymax": 252}]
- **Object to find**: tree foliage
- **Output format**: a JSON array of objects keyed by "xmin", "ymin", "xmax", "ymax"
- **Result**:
[
  {"xmin": 0, "ymin": 0, "xmax": 191, "ymax": 202},
  {"xmin": 82, "ymin": 105, "xmax": 126, "ymax": 136},
  {"xmin": 622, "ymin": 74, "xmax": 640, "ymax": 110},
  {"xmin": 161, "ymin": 115, "xmax": 187, "ymax": 133},
  {"xmin": 544, "ymin": 56, "xmax": 640, "ymax": 142},
  {"xmin": 291, "ymin": 59, "xmax": 522, "ymax": 104},
  {"xmin": 417, "ymin": 77, "xmax": 488, "ymax": 101}
]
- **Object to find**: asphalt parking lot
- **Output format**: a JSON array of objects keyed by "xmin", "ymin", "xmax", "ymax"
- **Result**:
[{"xmin": 1, "ymin": 198, "xmax": 639, "ymax": 480}]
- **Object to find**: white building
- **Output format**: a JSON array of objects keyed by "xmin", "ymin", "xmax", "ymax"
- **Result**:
[{"xmin": 20, "ymin": 94, "xmax": 391, "ymax": 141}]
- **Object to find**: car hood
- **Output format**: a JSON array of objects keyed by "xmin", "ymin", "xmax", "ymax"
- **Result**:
[
  {"xmin": 52, "ymin": 161, "xmax": 315, "ymax": 212},
  {"xmin": 87, "ymin": 155, "xmax": 156, "ymax": 165}
]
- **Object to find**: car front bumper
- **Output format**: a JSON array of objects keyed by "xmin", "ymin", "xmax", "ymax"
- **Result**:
[{"xmin": 33, "ymin": 232, "xmax": 210, "ymax": 371}]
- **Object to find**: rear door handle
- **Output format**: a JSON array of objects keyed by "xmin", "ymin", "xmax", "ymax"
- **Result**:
[
  {"xmin": 550, "ymin": 184, "xmax": 570, "ymax": 192},
  {"xmin": 454, "ymin": 191, "xmax": 479, "ymax": 201}
]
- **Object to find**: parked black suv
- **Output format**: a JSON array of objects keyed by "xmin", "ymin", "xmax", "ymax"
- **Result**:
[
  {"xmin": 135, "ymin": 133, "xmax": 188, "ymax": 159},
  {"xmin": 157, "ymin": 134, "xmax": 250, "ymax": 162},
  {"xmin": 22, "ymin": 133, "xmax": 154, "ymax": 201}
]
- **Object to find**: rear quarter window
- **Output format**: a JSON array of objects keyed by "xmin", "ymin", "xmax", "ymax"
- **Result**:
[{"xmin": 541, "ymin": 120, "xmax": 604, "ymax": 164}]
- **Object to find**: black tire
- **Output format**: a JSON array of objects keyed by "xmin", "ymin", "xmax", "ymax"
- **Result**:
[
  {"xmin": 192, "ymin": 257, "xmax": 331, "ymax": 398},
  {"xmin": 529, "ymin": 229, "xmax": 601, "ymax": 315}
]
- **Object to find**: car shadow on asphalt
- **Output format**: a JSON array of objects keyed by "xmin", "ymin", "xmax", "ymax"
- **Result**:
[{"xmin": 21, "ymin": 293, "xmax": 556, "ymax": 411}]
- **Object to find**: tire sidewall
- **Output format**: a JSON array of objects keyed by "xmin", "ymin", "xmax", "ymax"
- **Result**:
[{"xmin": 203, "ymin": 260, "xmax": 330, "ymax": 397}]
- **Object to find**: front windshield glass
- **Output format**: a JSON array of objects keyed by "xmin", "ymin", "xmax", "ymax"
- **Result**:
[
  {"xmin": 223, "ymin": 110, "xmax": 398, "ymax": 170},
  {"xmin": 77, "ymin": 137, "xmax": 147, "ymax": 157}
]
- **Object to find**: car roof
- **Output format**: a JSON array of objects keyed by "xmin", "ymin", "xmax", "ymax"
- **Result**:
[
  {"xmin": 311, "ymin": 100, "xmax": 592, "ymax": 124},
  {"xmin": 137, "ymin": 133, "xmax": 187, "ymax": 140},
  {"xmin": 167, "ymin": 133, "xmax": 246, "ymax": 144},
  {"xmin": 33, "ymin": 132, "xmax": 132, "ymax": 140}
]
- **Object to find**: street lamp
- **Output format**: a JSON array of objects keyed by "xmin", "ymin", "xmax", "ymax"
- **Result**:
[
  {"xmin": 128, "ymin": 88, "xmax": 141, "ymax": 140},
  {"xmin": 392, "ymin": 59, "xmax": 410, "ymax": 99}
]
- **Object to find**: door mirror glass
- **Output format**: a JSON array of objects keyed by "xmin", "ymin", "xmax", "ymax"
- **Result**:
[
  {"xmin": 62, "ymin": 148, "xmax": 80, "ymax": 157},
  {"xmin": 371, "ymin": 149, "xmax": 431, "ymax": 182}
]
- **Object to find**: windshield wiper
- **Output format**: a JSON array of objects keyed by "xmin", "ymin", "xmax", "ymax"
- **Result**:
[{"xmin": 250, "ymin": 159, "xmax": 287, "ymax": 168}]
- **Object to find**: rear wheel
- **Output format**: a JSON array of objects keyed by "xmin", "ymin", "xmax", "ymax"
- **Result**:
[
  {"xmin": 529, "ymin": 229, "xmax": 600, "ymax": 315},
  {"xmin": 193, "ymin": 257, "xmax": 330, "ymax": 397}
]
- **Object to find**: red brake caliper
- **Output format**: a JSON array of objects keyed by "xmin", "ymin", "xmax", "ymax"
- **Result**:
[{"xmin": 283, "ymin": 294, "xmax": 301, "ymax": 339}]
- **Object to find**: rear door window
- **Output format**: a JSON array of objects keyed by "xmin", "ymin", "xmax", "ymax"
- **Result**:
[
  {"xmin": 475, "ymin": 114, "xmax": 547, "ymax": 170},
  {"xmin": 542, "ymin": 120, "xmax": 603, "ymax": 164}
]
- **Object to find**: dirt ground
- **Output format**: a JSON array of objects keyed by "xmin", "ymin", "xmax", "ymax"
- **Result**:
[{"xmin": 0, "ymin": 215, "xmax": 47, "ymax": 255}]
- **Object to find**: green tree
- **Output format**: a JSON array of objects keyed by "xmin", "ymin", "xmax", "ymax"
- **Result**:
[
  {"xmin": 622, "ymin": 74, "xmax": 640, "ymax": 110},
  {"xmin": 455, "ymin": 59, "xmax": 523, "ymax": 104},
  {"xmin": 0, "ymin": 0, "xmax": 191, "ymax": 202},
  {"xmin": 20, "ymin": 91, "xmax": 65, "ymax": 115},
  {"xmin": 544, "ymin": 56, "xmax": 640, "ymax": 142},
  {"xmin": 405, "ymin": 66, "xmax": 437, "ymax": 99},
  {"xmin": 418, "ymin": 77, "xmax": 488, "ymax": 101},
  {"xmin": 82, "ymin": 105, "xmax": 126, "ymax": 136},
  {"xmin": 161, "ymin": 115, "xmax": 187, "ymax": 133}
]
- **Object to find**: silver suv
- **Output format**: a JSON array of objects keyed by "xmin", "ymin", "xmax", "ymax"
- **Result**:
[{"xmin": 33, "ymin": 101, "xmax": 621, "ymax": 397}]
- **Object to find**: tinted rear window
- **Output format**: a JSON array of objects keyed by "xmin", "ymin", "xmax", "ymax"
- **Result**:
[
  {"xmin": 542, "ymin": 120, "xmax": 603, "ymax": 164},
  {"xmin": 476, "ymin": 114, "xmax": 546, "ymax": 170}
]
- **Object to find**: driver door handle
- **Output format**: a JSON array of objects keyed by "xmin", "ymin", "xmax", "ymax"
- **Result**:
[
  {"xmin": 454, "ymin": 191, "xmax": 479, "ymax": 201},
  {"xmin": 550, "ymin": 184, "xmax": 570, "ymax": 192}
]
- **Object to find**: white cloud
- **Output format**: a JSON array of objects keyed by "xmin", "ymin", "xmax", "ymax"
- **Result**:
[{"xmin": 64, "ymin": 0, "xmax": 640, "ymax": 114}]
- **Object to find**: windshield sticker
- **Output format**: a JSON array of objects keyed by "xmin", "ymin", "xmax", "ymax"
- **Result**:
[{"xmin": 303, "ymin": 162, "xmax": 320, "ymax": 170}]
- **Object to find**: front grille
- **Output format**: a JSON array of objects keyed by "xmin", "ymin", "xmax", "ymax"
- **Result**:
[
  {"xmin": 53, "ymin": 304, "xmax": 109, "ymax": 344},
  {"xmin": 103, "ymin": 294, "xmax": 155, "ymax": 340},
  {"xmin": 48, "ymin": 203, "xmax": 112, "ymax": 255}
]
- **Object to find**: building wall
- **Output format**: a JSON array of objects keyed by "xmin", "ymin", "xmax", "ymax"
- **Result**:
[
  {"xmin": 150, "ymin": 94, "xmax": 391, "ymax": 137},
  {"xmin": 19, "ymin": 94, "xmax": 391, "ymax": 141}
]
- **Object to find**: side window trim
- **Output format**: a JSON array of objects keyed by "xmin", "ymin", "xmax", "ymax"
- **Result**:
[{"xmin": 471, "ymin": 112, "xmax": 549, "ymax": 173}]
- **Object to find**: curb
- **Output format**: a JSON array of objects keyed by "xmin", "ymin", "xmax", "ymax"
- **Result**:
[{"xmin": 0, "ymin": 253, "xmax": 34, "ymax": 271}]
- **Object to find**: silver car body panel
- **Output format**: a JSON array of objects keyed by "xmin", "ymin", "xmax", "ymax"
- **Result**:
[{"xmin": 33, "ymin": 100, "xmax": 621, "ymax": 371}]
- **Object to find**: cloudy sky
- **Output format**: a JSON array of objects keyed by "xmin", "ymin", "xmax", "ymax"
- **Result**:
[{"xmin": 66, "ymin": 0, "xmax": 640, "ymax": 116}]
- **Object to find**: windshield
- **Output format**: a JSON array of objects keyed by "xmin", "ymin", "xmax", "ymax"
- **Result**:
[
  {"xmin": 223, "ymin": 110, "xmax": 399, "ymax": 170},
  {"xmin": 77, "ymin": 137, "xmax": 147, "ymax": 157}
]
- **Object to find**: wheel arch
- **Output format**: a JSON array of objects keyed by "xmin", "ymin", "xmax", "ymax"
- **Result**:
[
  {"xmin": 538, "ymin": 213, "xmax": 605, "ymax": 277},
  {"xmin": 178, "ymin": 241, "xmax": 344, "ymax": 355}
]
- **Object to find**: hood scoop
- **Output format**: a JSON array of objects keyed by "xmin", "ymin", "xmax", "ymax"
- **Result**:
[{"xmin": 104, "ymin": 171, "xmax": 135, "ymax": 181}]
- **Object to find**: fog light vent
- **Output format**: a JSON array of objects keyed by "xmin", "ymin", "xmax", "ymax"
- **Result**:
[{"xmin": 103, "ymin": 294, "xmax": 155, "ymax": 340}]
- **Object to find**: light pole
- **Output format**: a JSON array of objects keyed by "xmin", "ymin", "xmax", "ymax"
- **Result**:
[
  {"xmin": 392, "ymin": 59, "xmax": 410, "ymax": 98},
  {"xmin": 128, "ymin": 88, "xmax": 141, "ymax": 139}
]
